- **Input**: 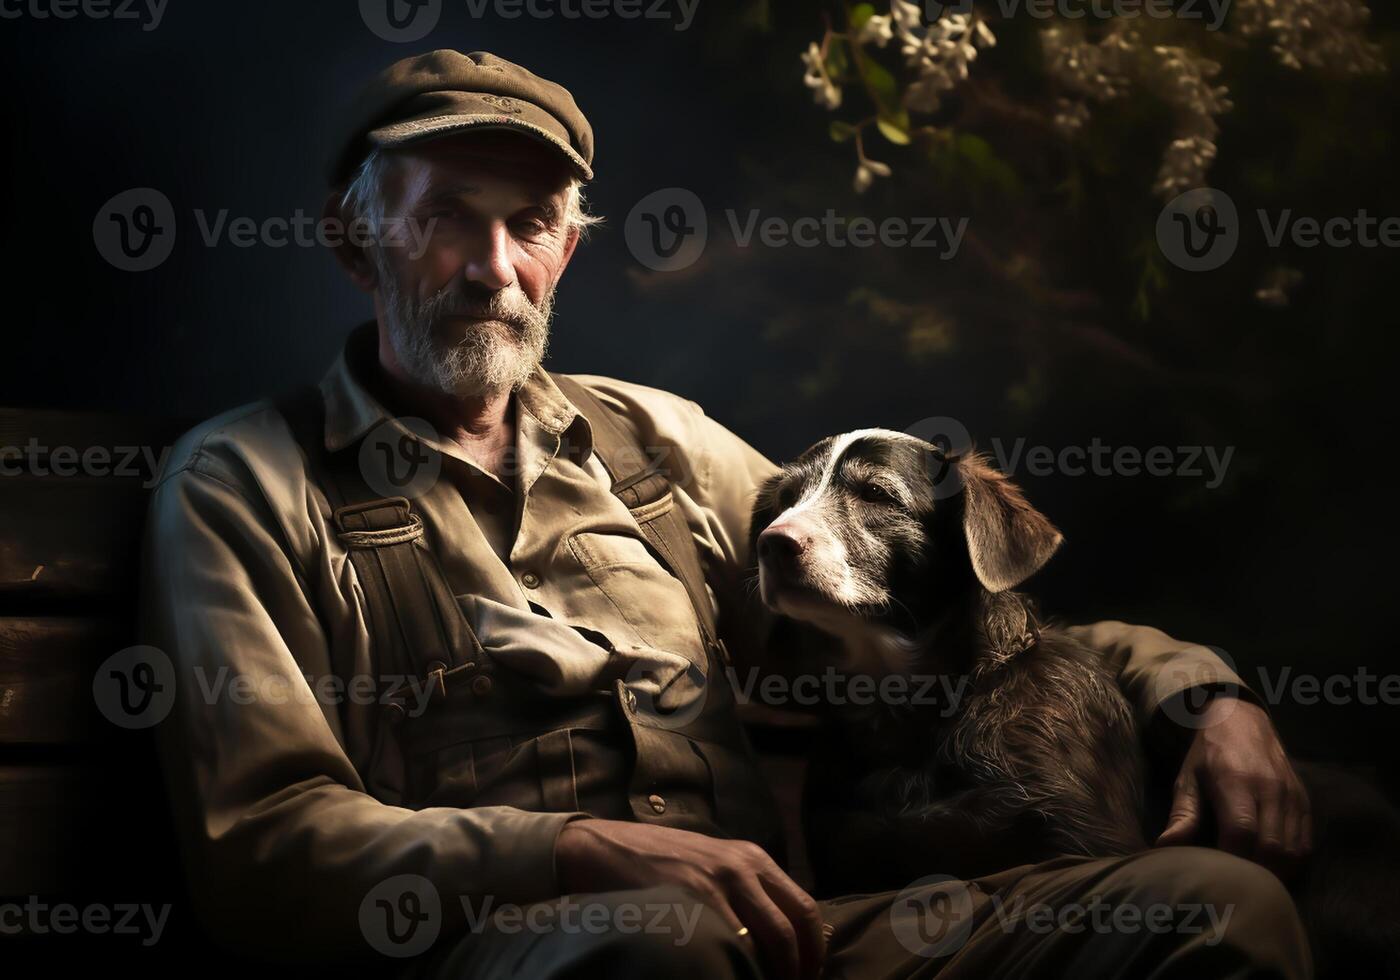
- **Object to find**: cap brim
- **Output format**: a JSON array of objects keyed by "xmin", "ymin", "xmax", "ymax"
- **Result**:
[{"xmin": 369, "ymin": 114, "xmax": 593, "ymax": 181}]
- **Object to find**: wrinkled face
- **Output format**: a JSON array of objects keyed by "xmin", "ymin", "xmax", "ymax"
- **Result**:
[
  {"xmin": 756, "ymin": 429, "xmax": 947, "ymax": 634},
  {"xmin": 370, "ymin": 132, "xmax": 577, "ymax": 397}
]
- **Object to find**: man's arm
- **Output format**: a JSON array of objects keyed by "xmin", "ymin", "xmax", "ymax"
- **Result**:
[
  {"xmin": 1065, "ymin": 620, "xmax": 1311, "ymax": 874},
  {"xmin": 141, "ymin": 458, "xmax": 582, "ymax": 960}
]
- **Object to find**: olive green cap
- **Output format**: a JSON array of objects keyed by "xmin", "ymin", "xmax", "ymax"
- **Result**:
[{"xmin": 329, "ymin": 49, "xmax": 594, "ymax": 186}]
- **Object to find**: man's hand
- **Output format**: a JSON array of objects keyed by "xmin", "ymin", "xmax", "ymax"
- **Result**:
[
  {"xmin": 1156, "ymin": 696, "xmax": 1312, "ymax": 877},
  {"xmin": 555, "ymin": 818, "xmax": 825, "ymax": 980}
]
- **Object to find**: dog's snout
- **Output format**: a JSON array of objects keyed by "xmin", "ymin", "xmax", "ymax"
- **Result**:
[{"xmin": 758, "ymin": 525, "xmax": 806, "ymax": 565}]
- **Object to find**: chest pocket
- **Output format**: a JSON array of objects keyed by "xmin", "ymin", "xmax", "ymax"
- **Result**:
[{"xmin": 567, "ymin": 480, "xmax": 703, "ymax": 650}]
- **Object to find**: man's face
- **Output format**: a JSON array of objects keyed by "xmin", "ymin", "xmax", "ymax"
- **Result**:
[{"xmin": 368, "ymin": 131, "xmax": 578, "ymax": 397}]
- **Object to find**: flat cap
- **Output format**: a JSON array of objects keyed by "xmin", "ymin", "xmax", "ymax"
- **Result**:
[{"xmin": 328, "ymin": 49, "xmax": 593, "ymax": 187}]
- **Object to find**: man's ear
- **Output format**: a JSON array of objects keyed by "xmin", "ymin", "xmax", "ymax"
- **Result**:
[
  {"xmin": 323, "ymin": 191, "xmax": 378, "ymax": 293},
  {"xmin": 956, "ymin": 453, "xmax": 1063, "ymax": 592}
]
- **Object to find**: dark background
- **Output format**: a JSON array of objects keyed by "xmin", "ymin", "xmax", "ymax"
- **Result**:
[{"xmin": 2, "ymin": 0, "xmax": 1398, "ymax": 791}]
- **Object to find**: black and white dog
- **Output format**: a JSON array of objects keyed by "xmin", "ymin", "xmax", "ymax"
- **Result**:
[
  {"xmin": 750, "ymin": 428, "xmax": 1400, "ymax": 976},
  {"xmin": 750, "ymin": 428, "xmax": 1147, "ymax": 890}
]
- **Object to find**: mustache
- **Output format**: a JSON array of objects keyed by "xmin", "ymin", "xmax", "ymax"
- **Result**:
[{"xmin": 417, "ymin": 281, "xmax": 540, "ymax": 331}]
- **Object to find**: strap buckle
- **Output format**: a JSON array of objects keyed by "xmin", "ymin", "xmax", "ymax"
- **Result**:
[{"xmin": 333, "ymin": 496, "xmax": 425, "ymax": 549}]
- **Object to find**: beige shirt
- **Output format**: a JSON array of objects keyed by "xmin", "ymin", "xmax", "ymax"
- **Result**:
[{"xmin": 140, "ymin": 326, "xmax": 1247, "ymax": 958}]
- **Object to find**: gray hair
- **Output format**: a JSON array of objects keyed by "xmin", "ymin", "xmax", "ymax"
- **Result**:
[{"xmin": 340, "ymin": 146, "xmax": 603, "ymax": 243}]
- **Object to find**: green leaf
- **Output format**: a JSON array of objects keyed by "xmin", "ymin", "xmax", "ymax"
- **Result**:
[
  {"xmin": 829, "ymin": 120, "xmax": 859, "ymax": 143},
  {"xmin": 860, "ymin": 57, "xmax": 900, "ymax": 116},
  {"xmin": 825, "ymin": 39, "xmax": 849, "ymax": 80},
  {"xmin": 877, "ymin": 117, "xmax": 911, "ymax": 145},
  {"xmin": 848, "ymin": 2, "xmax": 876, "ymax": 31}
]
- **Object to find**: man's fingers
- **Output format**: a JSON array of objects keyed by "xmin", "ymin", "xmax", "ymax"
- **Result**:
[
  {"xmin": 756, "ymin": 866, "xmax": 827, "ymax": 980},
  {"xmin": 1156, "ymin": 770, "xmax": 1203, "ymax": 845},
  {"xmin": 1210, "ymin": 778, "xmax": 1260, "ymax": 856},
  {"xmin": 730, "ymin": 876, "xmax": 802, "ymax": 980},
  {"xmin": 1253, "ymin": 782, "xmax": 1288, "ymax": 869}
]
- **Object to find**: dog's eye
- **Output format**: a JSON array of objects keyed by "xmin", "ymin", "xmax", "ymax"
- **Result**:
[{"xmin": 859, "ymin": 482, "xmax": 897, "ymax": 506}]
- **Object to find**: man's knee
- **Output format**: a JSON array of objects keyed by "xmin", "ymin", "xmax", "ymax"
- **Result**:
[{"xmin": 1114, "ymin": 846, "xmax": 1309, "ymax": 976}]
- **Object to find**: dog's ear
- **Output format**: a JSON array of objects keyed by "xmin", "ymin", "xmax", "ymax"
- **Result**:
[
  {"xmin": 955, "ymin": 453, "xmax": 1063, "ymax": 592},
  {"xmin": 746, "ymin": 471, "xmax": 786, "ymax": 568}
]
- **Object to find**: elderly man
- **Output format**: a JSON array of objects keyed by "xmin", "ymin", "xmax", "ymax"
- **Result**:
[{"xmin": 141, "ymin": 50, "xmax": 1311, "ymax": 979}]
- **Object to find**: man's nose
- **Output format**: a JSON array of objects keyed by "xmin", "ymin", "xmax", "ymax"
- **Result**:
[{"xmin": 462, "ymin": 222, "xmax": 515, "ymax": 291}]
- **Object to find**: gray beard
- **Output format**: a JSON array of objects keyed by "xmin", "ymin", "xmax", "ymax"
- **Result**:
[{"xmin": 377, "ymin": 253, "xmax": 554, "ymax": 398}]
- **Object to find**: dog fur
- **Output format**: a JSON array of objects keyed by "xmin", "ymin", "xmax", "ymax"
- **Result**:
[{"xmin": 749, "ymin": 429, "xmax": 1148, "ymax": 890}]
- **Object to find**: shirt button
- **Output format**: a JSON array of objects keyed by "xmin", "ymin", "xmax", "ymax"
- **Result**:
[
  {"xmin": 648, "ymin": 794, "xmax": 667, "ymax": 814},
  {"xmin": 471, "ymin": 675, "xmax": 494, "ymax": 697},
  {"xmin": 521, "ymin": 571, "xmax": 541, "ymax": 589}
]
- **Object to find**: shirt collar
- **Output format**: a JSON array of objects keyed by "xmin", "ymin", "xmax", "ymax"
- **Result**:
[{"xmin": 318, "ymin": 321, "xmax": 594, "ymax": 463}]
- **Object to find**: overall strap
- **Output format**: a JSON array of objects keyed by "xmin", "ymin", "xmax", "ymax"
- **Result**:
[
  {"xmin": 277, "ymin": 386, "xmax": 483, "ymax": 690},
  {"xmin": 550, "ymin": 374, "xmax": 731, "ymax": 667}
]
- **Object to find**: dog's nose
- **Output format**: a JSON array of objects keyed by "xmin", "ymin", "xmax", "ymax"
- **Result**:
[{"xmin": 758, "ymin": 526, "xmax": 806, "ymax": 566}]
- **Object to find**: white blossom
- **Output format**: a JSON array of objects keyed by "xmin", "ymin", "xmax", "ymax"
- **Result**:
[
  {"xmin": 854, "ymin": 158, "xmax": 893, "ymax": 194},
  {"xmin": 801, "ymin": 42, "xmax": 843, "ymax": 110}
]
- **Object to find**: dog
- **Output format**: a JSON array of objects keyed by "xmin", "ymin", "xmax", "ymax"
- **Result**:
[
  {"xmin": 749, "ymin": 428, "xmax": 1400, "ymax": 976},
  {"xmin": 749, "ymin": 429, "xmax": 1147, "ymax": 892}
]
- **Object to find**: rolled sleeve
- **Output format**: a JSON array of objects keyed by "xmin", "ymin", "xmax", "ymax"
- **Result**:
[{"xmin": 1066, "ymin": 619, "xmax": 1258, "ymax": 730}]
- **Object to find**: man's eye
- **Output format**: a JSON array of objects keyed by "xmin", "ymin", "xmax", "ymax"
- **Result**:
[{"xmin": 512, "ymin": 218, "xmax": 551, "ymax": 237}]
